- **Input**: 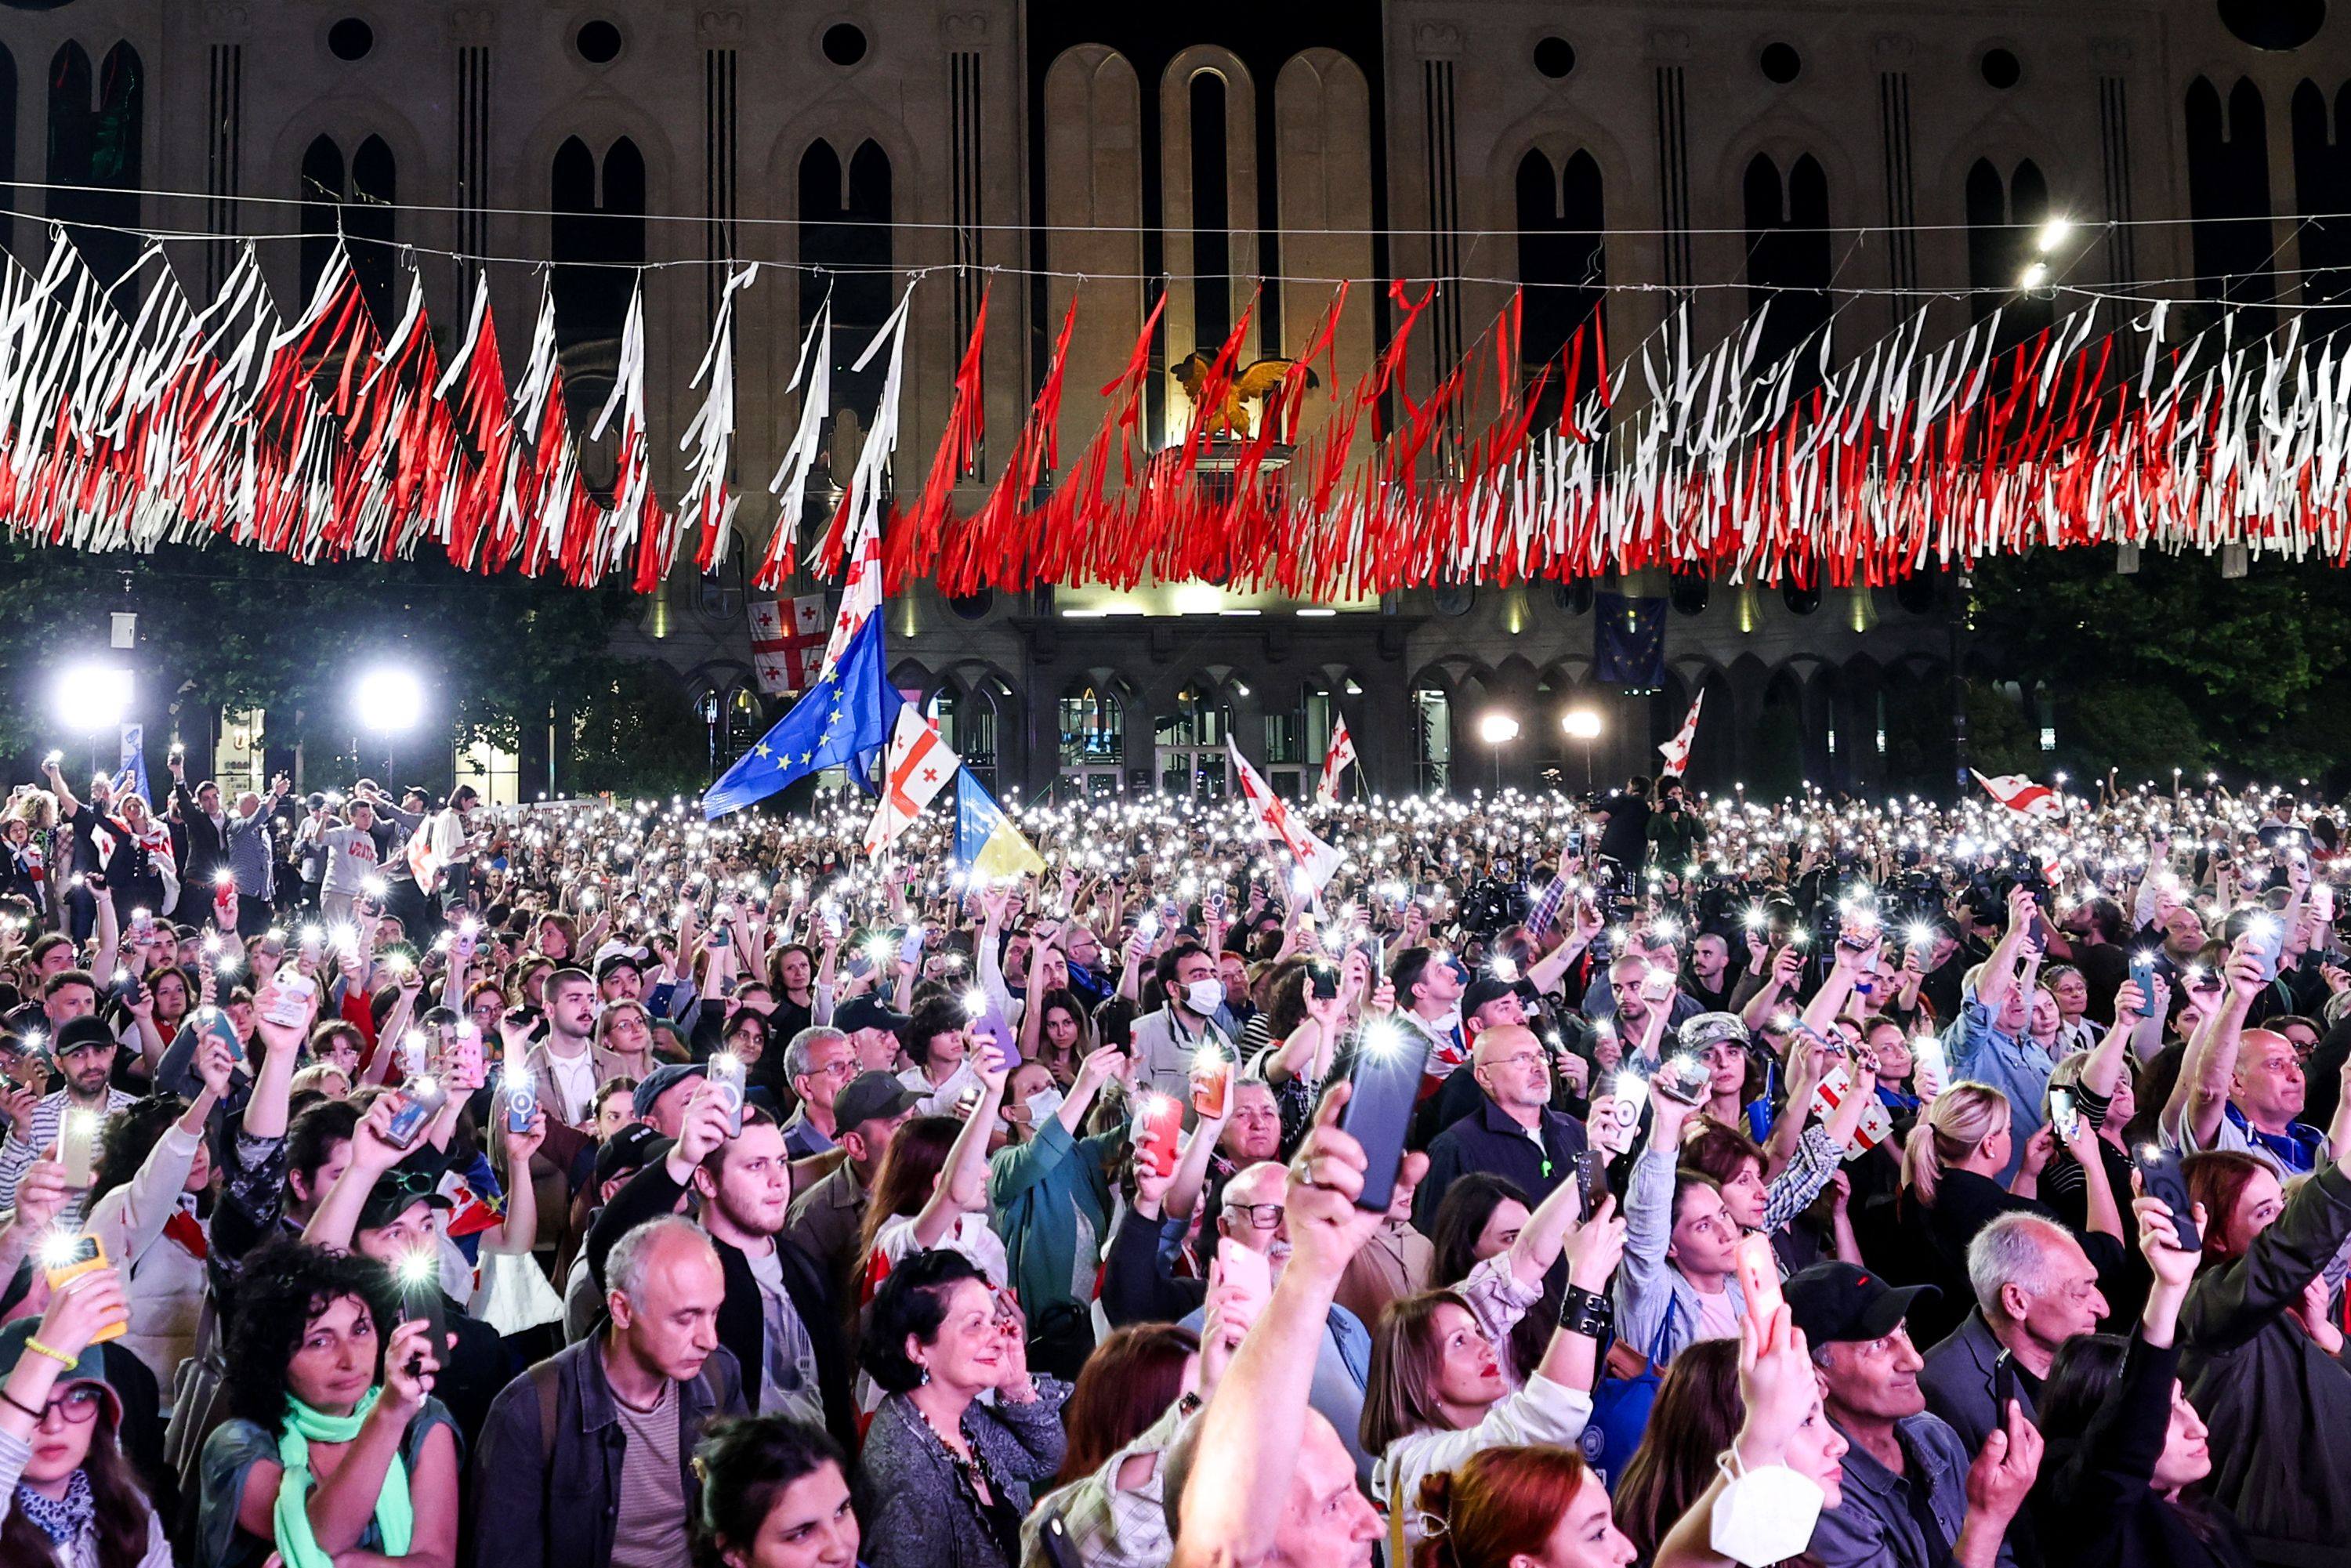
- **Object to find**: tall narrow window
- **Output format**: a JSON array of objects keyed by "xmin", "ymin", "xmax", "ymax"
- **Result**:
[
  {"xmin": 1743, "ymin": 153, "xmax": 1832, "ymax": 392},
  {"xmin": 1965, "ymin": 158, "xmax": 2052, "ymax": 346},
  {"xmin": 799, "ymin": 138, "xmax": 893, "ymax": 418},
  {"xmin": 0, "ymin": 45, "xmax": 16, "ymax": 255},
  {"xmin": 1515, "ymin": 148, "xmax": 1606, "ymax": 426},
  {"xmin": 550, "ymin": 135, "xmax": 648, "ymax": 429},
  {"xmin": 2185, "ymin": 78, "xmax": 2276, "ymax": 326},
  {"xmin": 47, "ymin": 42, "xmax": 143, "ymax": 298},
  {"xmin": 2292, "ymin": 80, "xmax": 2351, "ymax": 320},
  {"xmin": 299, "ymin": 134, "xmax": 397, "ymax": 326},
  {"xmin": 1190, "ymin": 71, "xmax": 1231, "ymax": 349}
]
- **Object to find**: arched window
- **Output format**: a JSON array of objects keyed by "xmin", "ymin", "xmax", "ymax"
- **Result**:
[
  {"xmin": 1743, "ymin": 153, "xmax": 1831, "ymax": 393},
  {"xmin": 799, "ymin": 138, "xmax": 893, "ymax": 419},
  {"xmin": 1516, "ymin": 148, "xmax": 1606, "ymax": 428},
  {"xmin": 299, "ymin": 133, "xmax": 398, "ymax": 327},
  {"xmin": 2291, "ymin": 80, "xmax": 2351, "ymax": 320},
  {"xmin": 2186, "ymin": 78, "xmax": 2276, "ymax": 324},
  {"xmin": 551, "ymin": 135, "xmax": 647, "ymax": 433},
  {"xmin": 1058, "ymin": 682, "xmax": 1125, "ymax": 800},
  {"xmin": 1965, "ymin": 158, "xmax": 2051, "ymax": 344},
  {"xmin": 1156, "ymin": 683, "xmax": 1233, "ymax": 800},
  {"xmin": 47, "ymin": 41, "xmax": 142, "ymax": 298}
]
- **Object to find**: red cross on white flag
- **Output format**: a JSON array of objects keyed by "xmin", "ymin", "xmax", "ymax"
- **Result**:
[
  {"xmin": 1657, "ymin": 691, "xmax": 1704, "ymax": 777},
  {"xmin": 821, "ymin": 523, "xmax": 884, "ymax": 683},
  {"xmin": 1315, "ymin": 714, "xmax": 1357, "ymax": 806},
  {"xmin": 864, "ymin": 706, "xmax": 962, "ymax": 856},
  {"xmin": 1228, "ymin": 737, "xmax": 1346, "ymax": 894},
  {"xmin": 1973, "ymin": 770, "xmax": 2062, "ymax": 820},
  {"xmin": 750, "ymin": 592, "xmax": 830, "ymax": 694}
]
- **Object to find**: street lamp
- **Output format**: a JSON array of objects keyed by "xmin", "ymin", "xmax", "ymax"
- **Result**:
[
  {"xmin": 1562, "ymin": 708, "xmax": 1603, "ymax": 792},
  {"xmin": 53, "ymin": 664, "xmax": 132, "ymax": 780},
  {"xmin": 1478, "ymin": 712, "xmax": 1520, "ymax": 797},
  {"xmin": 353, "ymin": 667, "xmax": 425, "ymax": 777}
]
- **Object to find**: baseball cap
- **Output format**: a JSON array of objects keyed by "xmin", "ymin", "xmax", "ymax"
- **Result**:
[
  {"xmin": 1678, "ymin": 1012, "xmax": 1751, "ymax": 1056},
  {"xmin": 53, "ymin": 1016, "xmax": 118, "ymax": 1059},
  {"xmin": 632, "ymin": 1060, "xmax": 707, "ymax": 1119},
  {"xmin": 834, "ymin": 994, "xmax": 911, "ymax": 1038},
  {"xmin": 0, "ymin": 1319, "xmax": 117, "ymax": 1425},
  {"xmin": 835, "ymin": 1070, "xmax": 922, "ymax": 1131},
  {"xmin": 1784, "ymin": 1261, "xmax": 1936, "ymax": 1345},
  {"xmin": 1462, "ymin": 976, "xmax": 1520, "ymax": 1019},
  {"xmin": 596, "ymin": 1122, "xmax": 674, "ymax": 1187},
  {"xmin": 354, "ymin": 1167, "xmax": 454, "ymax": 1233}
]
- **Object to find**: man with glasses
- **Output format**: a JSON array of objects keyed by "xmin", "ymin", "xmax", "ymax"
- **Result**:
[
  {"xmin": 1413, "ymin": 1022, "xmax": 1589, "ymax": 1231},
  {"xmin": 1191, "ymin": 1159, "xmax": 1376, "ymax": 1483},
  {"xmin": 777, "ymin": 1025, "xmax": 857, "ymax": 1158},
  {"xmin": 1792, "ymin": 1261, "xmax": 2039, "ymax": 1568}
]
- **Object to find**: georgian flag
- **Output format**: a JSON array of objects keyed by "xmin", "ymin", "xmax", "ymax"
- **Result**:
[
  {"xmin": 1228, "ymin": 737, "xmax": 1346, "ymax": 894},
  {"xmin": 1656, "ymin": 692, "xmax": 1704, "ymax": 778},
  {"xmin": 1973, "ymin": 770, "xmax": 2062, "ymax": 820},
  {"xmin": 1314, "ymin": 714, "xmax": 1357, "ymax": 807},
  {"xmin": 864, "ymin": 706, "xmax": 962, "ymax": 856}
]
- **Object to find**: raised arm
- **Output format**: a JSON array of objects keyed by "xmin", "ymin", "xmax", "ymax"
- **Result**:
[
  {"xmin": 2167, "ymin": 937, "xmax": 2261, "ymax": 1150},
  {"xmin": 1972, "ymin": 885, "xmax": 2039, "ymax": 1018},
  {"xmin": 910, "ymin": 1035, "xmax": 1009, "ymax": 1250}
]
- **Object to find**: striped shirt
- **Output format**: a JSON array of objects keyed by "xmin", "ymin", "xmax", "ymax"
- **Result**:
[{"xmin": 0, "ymin": 1087, "xmax": 139, "ymax": 1222}]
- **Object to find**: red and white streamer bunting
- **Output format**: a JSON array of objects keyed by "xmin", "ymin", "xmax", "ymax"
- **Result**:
[{"xmin": 5, "ymin": 234, "xmax": 2351, "ymax": 597}]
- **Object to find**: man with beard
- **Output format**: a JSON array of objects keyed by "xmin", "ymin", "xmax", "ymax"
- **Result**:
[
  {"xmin": 0, "ymin": 1015, "xmax": 135, "ymax": 1221},
  {"xmin": 587, "ymin": 1086, "xmax": 859, "ymax": 1457}
]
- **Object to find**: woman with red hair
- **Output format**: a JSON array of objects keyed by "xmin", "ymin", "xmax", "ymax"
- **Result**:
[{"xmin": 1412, "ymin": 1445, "xmax": 1635, "ymax": 1568}]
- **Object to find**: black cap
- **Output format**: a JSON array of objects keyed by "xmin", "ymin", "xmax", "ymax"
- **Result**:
[
  {"xmin": 1463, "ymin": 976, "xmax": 1520, "ymax": 1019},
  {"xmin": 835, "ymin": 1070, "xmax": 922, "ymax": 1131},
  {"xmin": 594, "ymin": 950, "xmax": 644, "ymax": 983},
  {"xmin": 834, "ymin": 994, "xmax": 911, "ymax": 1037},
  {"xmin": 354, "ymin": 1167, "xmax": 453, "ymax": 1233},
  {"xmin": 52, "ymin": 1016, "xmax": 118, "ymax": 1059},
  {"xmin": 595, "ymin": 1122, "xmax": 673, "ymax": 1187},
  {"xmin": 1784, "ymin": 1261, "xmax": 1937, "ymax": 1345}
]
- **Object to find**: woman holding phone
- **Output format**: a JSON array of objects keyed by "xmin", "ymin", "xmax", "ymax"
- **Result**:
[
  {"xmin": 1360, "ymin": 1197, "xmax": 1625, "ymax": 1556},
  {"xmin": 0, "ymin": 1266, "xmax": 169, "ymax": 1568},
  {"xmin": 194, "ymin": 1240, "xmax": 458, "ymax": 1568}
]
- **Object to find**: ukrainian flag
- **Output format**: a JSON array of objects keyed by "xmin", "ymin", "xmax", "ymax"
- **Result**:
[{"xmin": 957, "ymin": 772, "xmax": 1045, "ymax": 880}]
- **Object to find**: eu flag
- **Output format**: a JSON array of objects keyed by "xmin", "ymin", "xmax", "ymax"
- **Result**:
[
  {"xmin": 702, "ymin": 614, "xmax": 903, "ymax": 819},
  {"xmin": 1594, "ymin": 590, "xmax": 1667, "ymax": 690}
]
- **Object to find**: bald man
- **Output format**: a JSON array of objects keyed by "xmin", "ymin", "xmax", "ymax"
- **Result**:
[
  {"xmin": 474, "ymin": 1215, "xmax": 744, "ymax": 1568},
  {"xmin": 1414, "ymin": 1023, "xmax": 1590, "ymax": 1232}
]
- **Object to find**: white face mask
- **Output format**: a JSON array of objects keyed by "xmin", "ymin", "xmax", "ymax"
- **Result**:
[
  {"xmin": 1023, "ymin": 1087, "xmax": 1066, "ymax": 1125},
  {"xmin": 1184, "ymin": 979, "xmax": 1226, "ymax": 1016},
  {"xmin": 1709, "ymin": 1458, "xmax": 1824, "ymax": 1567}
]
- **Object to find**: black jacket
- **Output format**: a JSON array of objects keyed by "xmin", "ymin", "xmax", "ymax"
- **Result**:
[
  {"xmin": 2032, "ymin": 1331, "xmax": 2251, "ymax": 1568},
  {"xmin": 171, "ymin": 782, "xmax": 229, "ymax": 888},
  {"xmin": 2180, "ymin": 1160, "xmax": 2351, "ymax": 1567},
  {"xmin": 585, "ymin": 1157, "xmax": 860, "ymax": 1458},
  {"xmin": 469, "ymin": 1334, "xmax": 746, "ymax": 1568},
  {"xmin": 1414, "ymin": 1091, "xmax": 1588, "ymax": 1233}
]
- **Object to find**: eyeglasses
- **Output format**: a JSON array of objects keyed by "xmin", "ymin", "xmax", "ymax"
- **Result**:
[
  {"xmin": 1225, "ymin": 1203, "xmax": 1284, "ymax": 1230},
  {"xmin": 36, "ymin": 1386, "xmax": 102, "ymax": 1425},
  {"xmin": 1485, "ymin": 1051, "xmax": 1549, "ymax": 1071}
]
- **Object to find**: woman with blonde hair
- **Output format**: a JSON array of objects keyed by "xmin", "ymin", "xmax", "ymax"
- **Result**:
[{"xmin": 1900, "ymin": 1080, "xmax": 2122, "ymax": 1338}]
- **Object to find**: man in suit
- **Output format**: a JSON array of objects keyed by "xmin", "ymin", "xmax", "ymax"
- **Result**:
[{"xmin": 1920, "ymin": 1211, "xmax": 2108, "ymax": 1451}]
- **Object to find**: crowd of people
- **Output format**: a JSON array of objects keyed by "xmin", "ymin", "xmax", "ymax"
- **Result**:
[{"xmin": 0, "ymin": 746, "xmax": 2344, "ymax": 1568}]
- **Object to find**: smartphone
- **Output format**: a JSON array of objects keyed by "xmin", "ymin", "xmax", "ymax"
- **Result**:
[
  {"xmin": 2129, "ymin": 951, "xmax": 2158, "ymax": 1001},
  {"xmin": 1339, "ymin": 1023, "xmax": 1432, "ymax": 1212},
  {"xmin": 1190, "ymin": 1044, "xmax": 1233, "ymax": 1120},
  {"xmin": 40, "ymin": 1234, "xmax": 123, "ymax": 1342},
  {"xmin": 384, "ymin": 1076, "xmax": 449, "ymax": 1149},
  {"xmin": 1215, "ymin": 1236, "xmax": 1272, "ymax": 1316},
  {"xmin": 1038, "ymin": 1513, "xmax": 1085, "ymax": 1568},
  {"xmin": 443, "ymin": 1020, "xmax": 487, "ymax": 1092},
  {"xmin": 2246, "ymin": 917, "xmax": 2286, "ymax": 983},
  {"xmin": 2314, "ymin": 883, "xmax": 2337, "ymax": 927},
  {"xmin": 1132, "ymin": 1092, "xmax": 1182, "ymax": 1179},
  {"xmin": 56, "ymin": 1106, "xmax": 101, "ymax": 1189},
  {"xmin": 1653, "ymin": 1053, "xmax": 1708, "ymax": 1106},
  {"xmin": 1353, "ymin": 931, "xmax": 1386, "ymax": 977},
  {"xmin": 898, "ymin": 927, "xmax": 926, "ymax": 965},
  {"xmin": 1638, "ymin": 965, "xmax": 1675, "ymax": 1005},
  {"xmin": 1993, "ymin": 1349, "xmax": 2020, "ymax": 1415},
  {"xmin": 1572, "ymin": 1148, "xmax": 1605, "ymax": 1217},
  {"xmin": 1733, "ymin": 1231, "xmax": 1783, "ymax": 1320},
  {"xmin": 397, "ymin": 1253, "xmax": 447, "ymax": 1374},
  {"xmin": 2049, "ymin": 1087, "xmax": 2081, "ymax": 1143},
  {"xmin": 259, "ymin": 971, "xmax": 315, "ymax": 1029},
  {"xmin": 1308, "ymin": 961, "xmax": 1339, "ymax": 1001},
  {"xmin": 708, "ymin": 1051, "xmax": 748, "ymax": 1137},
  {"xmin": 2132, "ymin": 1143, "xmax": 2203, "ymax": 1253}
]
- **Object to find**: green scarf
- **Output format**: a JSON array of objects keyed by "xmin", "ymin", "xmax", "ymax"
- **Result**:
[{"xmin": 272, "ymin": 1389, "xmax": 414, "ymax": 1568}]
